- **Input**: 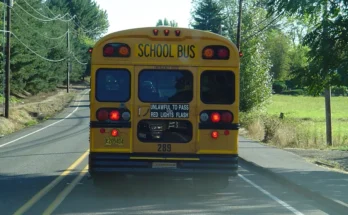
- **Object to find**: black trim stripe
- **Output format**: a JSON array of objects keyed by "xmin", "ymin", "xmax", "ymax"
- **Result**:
[
  {"xmin": 90, "ymin": 121, "xmax": 131, "ymax": 128},
  {"xmin": 199, "ymin": 123, "xmax": 240, "ymax": 130}
]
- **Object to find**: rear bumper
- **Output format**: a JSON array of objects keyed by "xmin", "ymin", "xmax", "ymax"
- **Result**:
[{"xmin": 89, "ymin": 152, "xmax": 238, "ymax": 177}]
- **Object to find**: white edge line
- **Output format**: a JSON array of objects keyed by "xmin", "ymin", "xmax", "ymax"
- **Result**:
[
  {"xmin": 238, "ymin": 173, "xmax": 304, "ymax": 215},
  {"xmin": 0, "ymin": 90, "xmax": 90, "ymax": 148}
]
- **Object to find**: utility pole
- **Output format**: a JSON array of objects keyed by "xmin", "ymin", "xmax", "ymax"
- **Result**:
[
  {"xmin": 325, "ymin": 87, "xmax": 332, "ymax": 146},
  {"xmin": 236, "ymin": 0, "xmax": 243, "ymax": 51},
  {"xmin": 323, "ymin": 0, "xmax": 332, "ymax": 146},
  {"xmin": 4, "ymin": 0, "xmax": 13, "ymax": 118},
  {"xmin": 66, "ymin": 22, "xmax": 70, "ymax": 93}
]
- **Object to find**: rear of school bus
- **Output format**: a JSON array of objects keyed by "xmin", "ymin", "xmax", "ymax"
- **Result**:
[{"xmin": 89, "ymin": 27, "xmax": 240, "ymax": 186}]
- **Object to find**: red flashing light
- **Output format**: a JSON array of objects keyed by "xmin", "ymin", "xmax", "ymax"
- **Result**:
[
  {"xmin": 175, "ymin": 30, "xmax": 181, "ymax": 36},
  {"xmin": 211, "ymin": 131, "xmax": 219, "ymax": 139},
  {"xmin": 100, "ymin": 128, "xmax": 105, "ymax": 133},
  {"xmin": 224, "ymin": 130, "xmax": 230, "ymax": 135},
  {"xmin": 218, "ymin": 48, "xmax": 229, "ymax": 58},
  {"xmin": 104, "ymin": 46, "xmax": 114, "ymax": 56},
  {"xmin": 221, "ymin": 112, "xmax": 233, "ymax": 123},
  {"xmin": 109, "ymin": 110, "xmax": 120, "ymax": 121},
  {"xmin": 210, "ymin": 112, "xmax": 221, "ymax": 123},
  {"xmin": 97, "ymin": 109, "xmax": 109, "ymax": 121},
  {"xmin": 111, "ymin": 129, "xmax": 118, "ymax": 137},
  {"xmin": 164, "ymin": 29, "xmax": 170, "ymax": 36}
]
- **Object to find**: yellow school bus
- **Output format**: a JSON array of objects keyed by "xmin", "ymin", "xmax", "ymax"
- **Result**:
[{"xmin": 88, "ymin": 27, "xmax": 240, "ymax": 188}]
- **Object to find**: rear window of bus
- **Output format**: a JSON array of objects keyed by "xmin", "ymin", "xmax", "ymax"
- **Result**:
[
  {"xmin": 138, "ymin": 70, "xmax": 193, "ymax": 103},
  {"xmin": 95, "ymin": 69, "xmax": 130, "ymax": 102},
  {"xmin": 200, "ymin": 71, "xmax": 235, "ymax": 104}
]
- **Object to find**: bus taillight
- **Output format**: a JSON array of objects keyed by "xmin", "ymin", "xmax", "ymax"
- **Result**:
[
  {"xmin": 97, "ymin": 109, "xmax": 109, "ymax": 121},
  {"xmin": 200, "ymin": 112, "xmax": 209, "ymax": 122},
  {"xmin": 122, "ymin": 111, "xmax": 131, "ymax": 121},
  {"xmin": 210, "ymin": 112, "xmax": 221, "ymax": 123},
  {"xmin": 221, "ymin": 112, "xmax": 233, "ymax": 123},
  {"xmin": 211, "ymin": 131, "xmax": 219, "ymax": 139},
  {"xmin": 109, "ymin": 110, "xmax": 120, "ymax": 121},
  {"xmin": 111, "ymin": 129, "xmax": 118, "ymax": 137}
]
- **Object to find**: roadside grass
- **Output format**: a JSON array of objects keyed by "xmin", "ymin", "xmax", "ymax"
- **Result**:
[
  {"xmin": 0, "ymin": 95, "xmax": 21, "ymax": 104},
  {"xmin": 240, "ymin": 95, "xmax": 348, "ymax": 150},
  {"xmin": 0, "ymin": 90, "xmax": 77, "ymax": 136}
]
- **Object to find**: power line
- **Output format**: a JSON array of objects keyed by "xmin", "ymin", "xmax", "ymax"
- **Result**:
[
  {"xmin": 72, "ymin": 52, "xmax": 87, "ymax": 65},
  {"xmin": 22, "ymin": 0, "xmax": 65, "ymax": 20},
  {"xmin": 16, "ymin": 3, "xmax": 69, "ymax": 22},
  {"xmin": 0, "ymin": 30, "xmax": 67, "ymax": 62},
  {"xmin": 12, "ymin": 8, "xmax": 68, "ymax": 40}
]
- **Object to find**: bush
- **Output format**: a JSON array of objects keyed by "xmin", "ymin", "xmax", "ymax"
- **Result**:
[
  {"xmin": 272, "ymin": 81, "xmax": 287, "ymax": 93},
  {"xmin": 331, "ymin": 86, "xmax": 348, "ymax": 96},
  {"xmin": 281, "ymin": 89, "xmax": 305, "ymax": 96}
]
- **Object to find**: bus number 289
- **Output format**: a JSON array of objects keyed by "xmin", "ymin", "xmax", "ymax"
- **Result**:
[{"xmin": 158, "ymin": 144, "xmax": 171, "ymax": 152}]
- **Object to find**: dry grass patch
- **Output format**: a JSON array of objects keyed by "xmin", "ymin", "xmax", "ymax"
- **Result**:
[{"xmin": 0, "ymin": 90, "xmax": 78, "ymax": 136}]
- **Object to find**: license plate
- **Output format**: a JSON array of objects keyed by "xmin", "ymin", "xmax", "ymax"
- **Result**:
[
  {"xmin": 152, "ymin": 162, "xmax": 177, "ymax": 169},
  {"xmin": 105, "ymin": 137, "xmax": 124, "ymax": 146}
]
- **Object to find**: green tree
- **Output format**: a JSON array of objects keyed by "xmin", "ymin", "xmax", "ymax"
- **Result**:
[
  {"xmin": 218, "ymin": 0, "xmax": 273, "ymax": 111},
  {"xmin": 191, "ymin": 0, "xmax": 226, "ymax": 34},
  {"xmin": 156, "ymin": 19, "xmax": 163, "ymax": 26},
  {"xmin": 4, "ymin": 0, "xmax": 107, "ymax": 95},
  {"xmin": 265, "ymin": 29, "xmax": 291, "ymax": 81},
  {"xmin": 266, "ymin": 0, "xmax": 348, "ymax": 94},
  {"xmin": 156, "ymin": 18, "xmax": 178, "ymax": 27}
]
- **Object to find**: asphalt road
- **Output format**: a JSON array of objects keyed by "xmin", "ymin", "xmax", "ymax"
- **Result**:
[{"xmin": 0, "ymin": 90, "xmax": 338, "ymax": 215}]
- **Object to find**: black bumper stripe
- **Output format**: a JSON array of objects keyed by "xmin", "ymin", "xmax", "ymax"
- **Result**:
[
  {"xmin": 89, "ymin": 153, "xmax": 238, "ymax": 176},
  {"xmin": 199, "ymin": 123, "xmax": 240, "ymax": 130},
  {"xmin": 90, "ymin": 121, "xmax": 131, "ymax": 128}
]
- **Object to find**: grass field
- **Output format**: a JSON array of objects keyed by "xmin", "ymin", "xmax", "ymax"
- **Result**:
[
  {"xmin": 270, "ymin": 95, "xmax": 348, "ymax": 148},
  {"xmin": 242, "ymin": 95, "xmax": 348, "ymax": 149}
]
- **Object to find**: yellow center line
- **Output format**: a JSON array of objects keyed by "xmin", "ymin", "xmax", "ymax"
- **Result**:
[
  {"xmin": 43, "ymin": 165, "xmax": 89, "ymax": 215},
  {"xmin": 13, "ymin": 150, "xmax": 89, "ymax": 215}
]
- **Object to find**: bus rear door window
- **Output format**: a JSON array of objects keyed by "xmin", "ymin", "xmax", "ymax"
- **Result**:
[{"xmin": 138, "ymin": 70, "xmax": 193, "ymax": 103}]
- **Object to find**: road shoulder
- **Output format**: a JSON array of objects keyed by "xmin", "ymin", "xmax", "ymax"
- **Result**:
[{"xmin": 238, "ymin": 135, "xmax": 348, "ymax": 214}]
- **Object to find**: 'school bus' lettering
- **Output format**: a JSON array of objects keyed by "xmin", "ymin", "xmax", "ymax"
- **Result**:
[{"xmin": 136, "ymin": 44, "xmax": 196, "ymax": 58}]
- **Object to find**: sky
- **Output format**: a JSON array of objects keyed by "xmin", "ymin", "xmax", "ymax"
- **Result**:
[{"xmin": 95, "ymin": 0, "xmax": 193, "ymax": 35}]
